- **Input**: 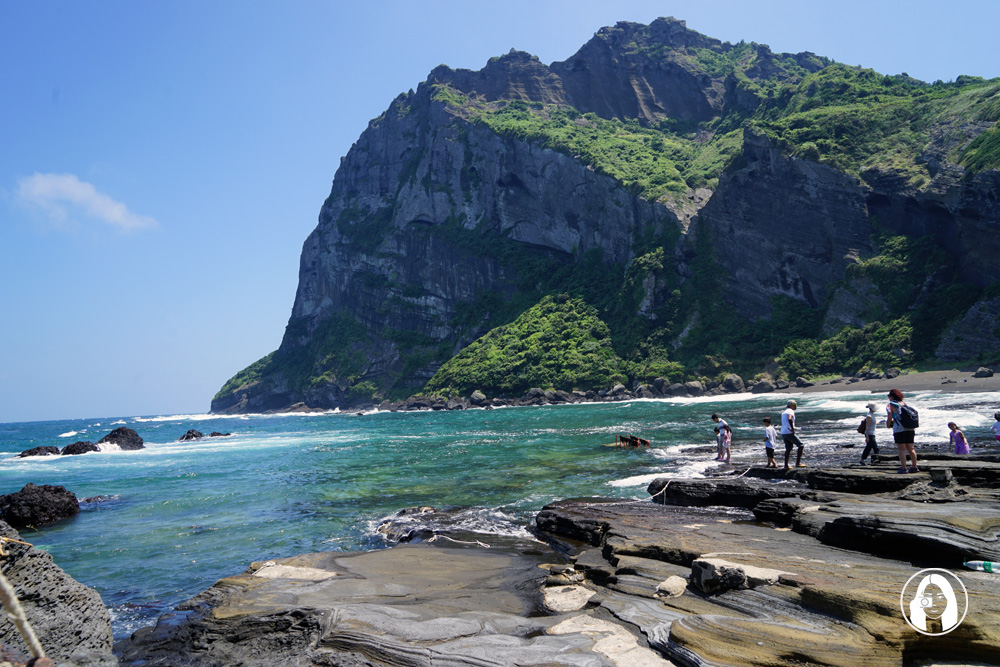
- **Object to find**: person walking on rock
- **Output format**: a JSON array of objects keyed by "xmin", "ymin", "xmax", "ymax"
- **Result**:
[
  {"xmin": 762, "ymin": 417, "xmax": 778, "ymax": 468},
  {"xmin": 949, "ymin": 422, "xmax": 971, "ymax": 455},
  {"xmin": 859, "ymin": 403, "xmax": 880, "ymax": 465},
  {"xmin": 886, "ymin": 388, "xmax": 918, "ymax": 473},
  {"xmin": 780, "ymin": 400, "xmax": 805, "ymax": 469}
]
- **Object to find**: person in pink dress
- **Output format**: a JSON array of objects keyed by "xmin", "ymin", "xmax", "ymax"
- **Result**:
[{"xmin": 948, "ymin": 422, "xmax": 970, "ymax": 455}]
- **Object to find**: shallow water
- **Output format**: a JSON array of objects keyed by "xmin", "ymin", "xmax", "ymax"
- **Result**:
[{"xmin": 1, "ymin": 389, "xmax": 997, "ymax": 639}]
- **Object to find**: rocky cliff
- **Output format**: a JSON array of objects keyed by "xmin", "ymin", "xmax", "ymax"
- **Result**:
[{"xmin": 213, "ymin": 17, "xmax": 1000, "ymax": 413}]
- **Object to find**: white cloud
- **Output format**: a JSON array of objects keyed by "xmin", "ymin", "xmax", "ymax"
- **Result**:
[{"xmin": 16, "ymin": 173, "xmax": 158, "ymax": 231}]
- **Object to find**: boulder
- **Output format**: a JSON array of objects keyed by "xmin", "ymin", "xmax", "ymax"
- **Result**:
[
  {"xmin": 60, "ymin": 441, "xmax": 98, "ymax": 456},
  {"xmin": 691, "ymin": 558, "xmax": 787, "ymax": 593},
  {"xmin": 445, "ymin": 399, "xmax": 466, "ymax": 410},
  {"xmin": 96, "ymin": 426, "xmax": 144, "ymax": 451},
  {"xmin": 750, "ymin": 379, "xmax": 775, "ymax": 394},
  {"xmin": 178, "ymin": 429, "xmax": 204, "ymax": 441},
  {"xmin": 0, "ymin": 484, "xmax": 79, "ymax": 528},
  {"xmin": 795, "ymin": 376, "xmax": 814, "ymax": 387},
  {"xmin": 974, "ymin": 366, "xmax": 994, "ymax": 378},
  {"xmin": 0, "ymin": 521, "xmax": 115, "ymax": 664},
  {"xmin": 469, "ymin": 390, "xmax": 487, "ymax": 405},
  {"xmin": 656, "ymin": 575, "xmax": 687, "ymax": 598},
  {"xmin": 16, "ymin": 446, "xmax": 60, "ymax": 458},
  {"xmin": 636, "ymin": 384, "xmax": 658, "ymax": 398},
  {"xmin": 209, "ymin": 432, "xmax": 231, "ymax": 437},
  {"xmin": 652, "ymin": 377, "xmax": 667, "ymax": 392},
  {"xmin": 721, "ymin": 374, "xmax": 745, "ymax": 393},
  {"xmin": 683, "ymin": 380, "xmax": 705, "ymax": 396},
  {"xmin": 609, "ymin": 383, "xmax": 627, "ymax": 397},
  {"xmin": 667, "ymin": 382, "xmax": 688, "ymax": 397},
  {"xmin": 884, "ymin": 367, "xmax": 901, "ymax": 379}
]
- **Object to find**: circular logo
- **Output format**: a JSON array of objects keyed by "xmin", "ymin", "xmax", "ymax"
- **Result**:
[{"xmin": 900, "ymin": 568, "xmax": 968, "ymax": 635}]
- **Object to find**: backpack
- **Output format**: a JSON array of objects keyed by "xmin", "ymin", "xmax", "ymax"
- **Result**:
[
  {"xmin": 897, "ymin": 404, "xmax": 919, "ymax": 429},
  {"xmin": 857, "ymin": 418, "xmax": 867, "ymax": 434}
]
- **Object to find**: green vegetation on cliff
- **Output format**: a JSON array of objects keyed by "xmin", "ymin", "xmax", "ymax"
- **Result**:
[{"xmin": 425, "ymin": 295, "xmax": 627, "ymax": 396}]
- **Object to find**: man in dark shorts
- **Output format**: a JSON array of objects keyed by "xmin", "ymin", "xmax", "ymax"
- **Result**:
[{"xmin": 780, "ymin": 400, "xmax": 805, "ymax": 469}]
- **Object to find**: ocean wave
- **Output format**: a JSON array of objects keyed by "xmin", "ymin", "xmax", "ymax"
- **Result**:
[{"xmin": 58, "ymin": 431, "xmax": 80, "ymax": 438}]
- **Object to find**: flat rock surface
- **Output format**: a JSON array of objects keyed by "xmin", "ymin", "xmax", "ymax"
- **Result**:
[{"xmin": 117, "ymin": 544, "xmax": 659, "ymax": 666}]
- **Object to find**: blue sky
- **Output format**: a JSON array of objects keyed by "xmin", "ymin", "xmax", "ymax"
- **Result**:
[{"xmin": 2, "ymin": 1, "xmax": 998, "ymax": 423}]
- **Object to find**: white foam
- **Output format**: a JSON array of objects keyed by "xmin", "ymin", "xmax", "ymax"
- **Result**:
[{"xmin": 58, "ymin": 431, "xmax": 80, "ymax": 438}]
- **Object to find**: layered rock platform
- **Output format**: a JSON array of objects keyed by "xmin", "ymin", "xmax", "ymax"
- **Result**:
[{"xmin": 117, "ymin": 457, "xmax": 1000, "ymax": 666}]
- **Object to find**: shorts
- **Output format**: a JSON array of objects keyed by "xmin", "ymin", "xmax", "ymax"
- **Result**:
[
  {"xmin": 893, "ymin": 430, "xmax": 915, "ymax": 445},
  {"xmin": 765, "ymin": 446, "xmax": 775, "ymax": 457},
  {"xmin": 782, "ymin": 434, "xmax": 804, "ymax": 452}
]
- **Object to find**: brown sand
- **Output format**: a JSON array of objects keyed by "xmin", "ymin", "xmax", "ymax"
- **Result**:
[{"xmin": 774, "ymin": 366, "xmax": 1000, "ymax": 395}]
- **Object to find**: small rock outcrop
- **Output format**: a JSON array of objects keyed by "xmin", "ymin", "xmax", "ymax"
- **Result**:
[
  {"xmin": 0, "ymin": 484, "xmax": 79, "ymax": 528},
  {"xmin": 15, "ymin": 446, "xmax": 59, "ymax": 458},
  {"xmin": 0, "ymin": 522, "xmax": 115, "ymax": 665},
  {"xmin": 178, "ymin": 430, "xmax": 204, "ymax": 441},
  {"xmin": 96, "ymin": 427, "xmax": 144, "ymax": 451},
  {"xmin": 60, "ymin": 441, "xmax": 98, "ymax": 456}
]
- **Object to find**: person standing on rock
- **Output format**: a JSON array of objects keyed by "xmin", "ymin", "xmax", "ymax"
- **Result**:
[
  {"xmin": 711, "ymin": 414, "xmax": 728, "ymax": 461},
  {"xmin": 859, "ymin": 403, "xmax": 880, "ymax": 465},
  {"xmin": 991, "ymin": 412, "xmax": 1000, "ymax": 443},
  {"xmin": 780, "ymin": 400, "xmax": 805, "ymax": 469},
  {"xmin": 762, "ymin": 417, "xmax": 778, "ymax": 468},
  {"xmin": 886, "ymin": 388, "xmax": 918, "ymax": 473},
  {"xmin": 721, "ymin": 424, "xmax": 732, "ymax": 462}
]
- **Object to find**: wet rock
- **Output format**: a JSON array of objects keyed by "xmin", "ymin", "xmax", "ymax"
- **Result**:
[
  {"xmin": 208, "ymin": 431, "xmax": 231, "ymax": 437},
  {"xmin": 60, "ymin": 441, "xmax": 98, "ymax": 456},
  {"xmin": 96, "ymin": 427, "xmax": 144, "ymax": 451},
  {"xmin": 0, "ymin": 484, "xmax": 79, "ymax": 528},
  {"xmin": 15, "ymin": 446, "xmax": 59, "ymax": 458},
  {"xmin": 178, "ymin": 429, "xmax": 204, "ymax": 441}
]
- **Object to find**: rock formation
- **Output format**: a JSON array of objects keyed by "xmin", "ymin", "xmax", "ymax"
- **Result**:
[
  {"xmin": 116, "ymin": 455, "xmax": 1000, "ymax": 665},
  {"xmin": 0, "ymin": 484, "xmax": 79, "ymax": 528},
  {"xmin": 0, "ymin": 522, "xmax": 116, "ymax": 666},
  {"xmin": 213, "ymin": 17, "xmax": 1000, "ymax": 414},
  {"xmin": 96, "ymin": 427, "xmax": 144, "ymax": 451}
]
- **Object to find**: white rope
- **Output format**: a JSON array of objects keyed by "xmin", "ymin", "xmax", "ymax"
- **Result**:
[
  {"xmin": 427, "ymin": 534, "xmax": 492, "ymax": 548},
  {"xmin": 0, "ymin": 540, "xmax": 46, "ymax": 660}
]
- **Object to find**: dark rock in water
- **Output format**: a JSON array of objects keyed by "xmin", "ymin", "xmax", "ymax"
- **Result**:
[
  {"xmin": 16, "ymin": 446, "xmax": 59, "ymax": 458},
  {"xmin": 208, "ymin": 431, "xmax": 231, "ymax": 437},
  {"xmin": 0, "ymin": 483, "xmax": 79, "ymax": 528},
  {"xmin": 0, "ymin": 521, "xmax": 115, "ymax": 664},
  {"xmin": 178, "ymin": 429, "xmax": 204, "ymax": 441},
  {"xmin": 97, "ymin": 426, "xmax": 144, "ymax": 451},
  {"xmin": 60, "ymin": 441, "xmax": 98, "ymax": 456}
]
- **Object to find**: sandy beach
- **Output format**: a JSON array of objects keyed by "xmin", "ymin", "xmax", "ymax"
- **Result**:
[{"xmin": 775, "ymin": 365, "xmax": 1000, "ymax": 396}]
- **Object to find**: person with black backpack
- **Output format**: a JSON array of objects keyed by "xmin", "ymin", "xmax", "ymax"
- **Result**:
[{"xmin": 886, "ymin": 388, "xmax": 919, "ymax": 473}]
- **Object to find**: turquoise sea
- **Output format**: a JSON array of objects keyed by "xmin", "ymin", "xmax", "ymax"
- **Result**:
[{"xmin": 1, "ymin": 389, "xmax": 998, "ymax": 640}]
